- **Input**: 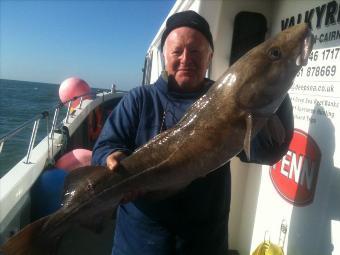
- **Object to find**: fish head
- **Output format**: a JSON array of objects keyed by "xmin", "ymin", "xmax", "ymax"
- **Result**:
[{"xmin": 234, "ymin": 23, "xmax": 314, "ymax": 114}]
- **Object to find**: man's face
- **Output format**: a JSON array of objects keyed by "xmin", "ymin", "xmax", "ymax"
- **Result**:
[{"xmin": 163, "ymin": 27, "xmax": 213, "ymax": 92}]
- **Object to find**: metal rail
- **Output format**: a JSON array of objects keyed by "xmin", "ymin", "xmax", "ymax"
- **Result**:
[
  {"xmin": 0, "ymin": 89, "xmax": 124, "ymax": 169},
  {"xmin": 0, "ymin": 112, "xmax": 48, "ymax": 153},
  {"xmin": 25, "ymin": 118, "xmax": 41, "ymax": 164}
]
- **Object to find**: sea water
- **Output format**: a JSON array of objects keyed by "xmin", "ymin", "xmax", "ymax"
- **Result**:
[{"xmin": 0, "ymin": 79, "xmax": 60, "ymax": 177}]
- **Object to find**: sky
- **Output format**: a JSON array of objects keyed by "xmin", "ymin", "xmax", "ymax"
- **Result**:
[{"xmin": 0, "ymin": 0, "xmax": 175, "ymax": 90}]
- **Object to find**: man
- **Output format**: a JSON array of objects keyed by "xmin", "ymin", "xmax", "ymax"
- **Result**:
[{"xmin": 92, "ymin": 10, "xmax": 293, "ymax": 255}]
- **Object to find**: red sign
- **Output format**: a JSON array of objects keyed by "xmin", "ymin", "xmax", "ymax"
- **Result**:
[{"xmin": 270, "ymin": 129, "xmax": 321, "ymax": 206}]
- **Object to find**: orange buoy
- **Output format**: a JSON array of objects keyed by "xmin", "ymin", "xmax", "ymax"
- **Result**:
[
  {"xmin": 59, "ymin": 77, "xmax": 91, "ymax": 108},
  {"xmin": 88, "ymin": 107, "xmax": 104, "ymax": 141},
  {"xmin": 56, "ymin": 149, "xmax": 92, "ymax": 171}
]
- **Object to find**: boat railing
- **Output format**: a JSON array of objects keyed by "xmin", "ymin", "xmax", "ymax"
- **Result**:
[
  {"xmin": 0, "ymin": 111, "xmax": 49, "ymax": 163},
  {"xmin": 0, "ymin": 88, "xmax": 122, "ymax": 176}
]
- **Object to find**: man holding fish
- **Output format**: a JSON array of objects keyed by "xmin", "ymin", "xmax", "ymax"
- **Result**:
[{"xmin": 92, "ymin": 10, "xmax": 294, "ymax": 255}]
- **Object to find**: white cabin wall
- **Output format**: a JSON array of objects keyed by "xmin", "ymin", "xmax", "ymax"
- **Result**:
[
  {"xmin": 149, "ymin": 47, "xmax": 163, "ymax": 84},
  {"xmin": 228, "ymin": 159, "xmax": 263, "ymax": 253}
]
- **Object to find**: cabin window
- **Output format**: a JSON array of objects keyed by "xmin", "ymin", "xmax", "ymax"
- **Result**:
[{"xmin": 230, "ymin": 12, "xmax": 267, "ymax": 65}]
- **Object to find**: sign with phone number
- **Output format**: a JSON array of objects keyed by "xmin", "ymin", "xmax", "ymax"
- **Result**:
[
  {"xmin": 295, "ymin": 47, "xmax": 339, "ymax": 78},
  {"xmin": 289, "ymin": 43, "xmax": 340, "ymax": 168},
  {"xmin": 296, "ymin": 47, "xmax": 339, "ymax": 78}
]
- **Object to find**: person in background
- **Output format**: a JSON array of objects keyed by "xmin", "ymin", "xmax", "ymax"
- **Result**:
[{"xmin": 92, "ymin": 10, "xmax": 293, "ymax": 255}]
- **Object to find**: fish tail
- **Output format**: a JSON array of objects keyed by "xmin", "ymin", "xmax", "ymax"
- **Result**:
[{"xmin": 0, "ymin": 215, "xmax": 53, "ymax": 255}]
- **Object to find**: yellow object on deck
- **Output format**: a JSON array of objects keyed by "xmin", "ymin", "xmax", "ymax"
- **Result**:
[{"xmin": 252, "ymin": 241, "xmax": 284, "ymax": 255}]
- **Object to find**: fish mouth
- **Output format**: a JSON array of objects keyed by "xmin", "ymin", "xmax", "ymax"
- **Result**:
[{"xmin": 296, "ymin": 29, "xmax": 315, "ymax": 66}]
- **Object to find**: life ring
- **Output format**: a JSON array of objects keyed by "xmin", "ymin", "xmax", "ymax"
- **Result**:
[{"xmin": 88, "ymin": 107, "xmax": 103, "ymax": 141}]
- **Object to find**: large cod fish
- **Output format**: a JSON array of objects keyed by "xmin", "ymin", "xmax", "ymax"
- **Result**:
[{"xmin": 0, "ymin": 23, "xmax": 313, "ymax": 255}]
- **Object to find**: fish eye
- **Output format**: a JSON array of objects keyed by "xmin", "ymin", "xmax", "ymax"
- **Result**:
[{"xmin": 268, "ymin": 47, "xmax": 281, "ymax": 60}]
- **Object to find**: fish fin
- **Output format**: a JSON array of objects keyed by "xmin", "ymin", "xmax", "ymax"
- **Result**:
[
  {"xmin": 265, "ymin": 114, "xmax": 286, "ymax": 145},
  {"xmin": 0, "ymin": 215, "xmax": 55, "ymax": 255},
  {"xmin": 244, "ymin": 113, "xmax": 253, "ymax": 161}
]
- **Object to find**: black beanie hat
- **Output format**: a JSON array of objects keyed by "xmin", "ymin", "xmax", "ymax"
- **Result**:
[{"xmin": 161, "ymin": 10, "xmax": 214, "ymax": 51}]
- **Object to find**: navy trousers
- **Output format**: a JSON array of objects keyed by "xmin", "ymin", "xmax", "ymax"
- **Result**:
[{"xmin": 111, "ymin": 202, "xmax": 229, "ymax": 255}]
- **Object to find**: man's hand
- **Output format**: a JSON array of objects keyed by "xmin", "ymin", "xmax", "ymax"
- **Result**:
[
  {"xmin": 106, "ymin": 151, "xmax": 143, "ymax": 203},
  {"xmin": 106, "ymin": 151, "xmax": 127, "ymax": 171}
]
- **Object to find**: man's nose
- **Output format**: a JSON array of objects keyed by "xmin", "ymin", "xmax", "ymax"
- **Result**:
[{"xmin": 180, "ymin": 48, "xmax": 192, "ymax": 64}]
